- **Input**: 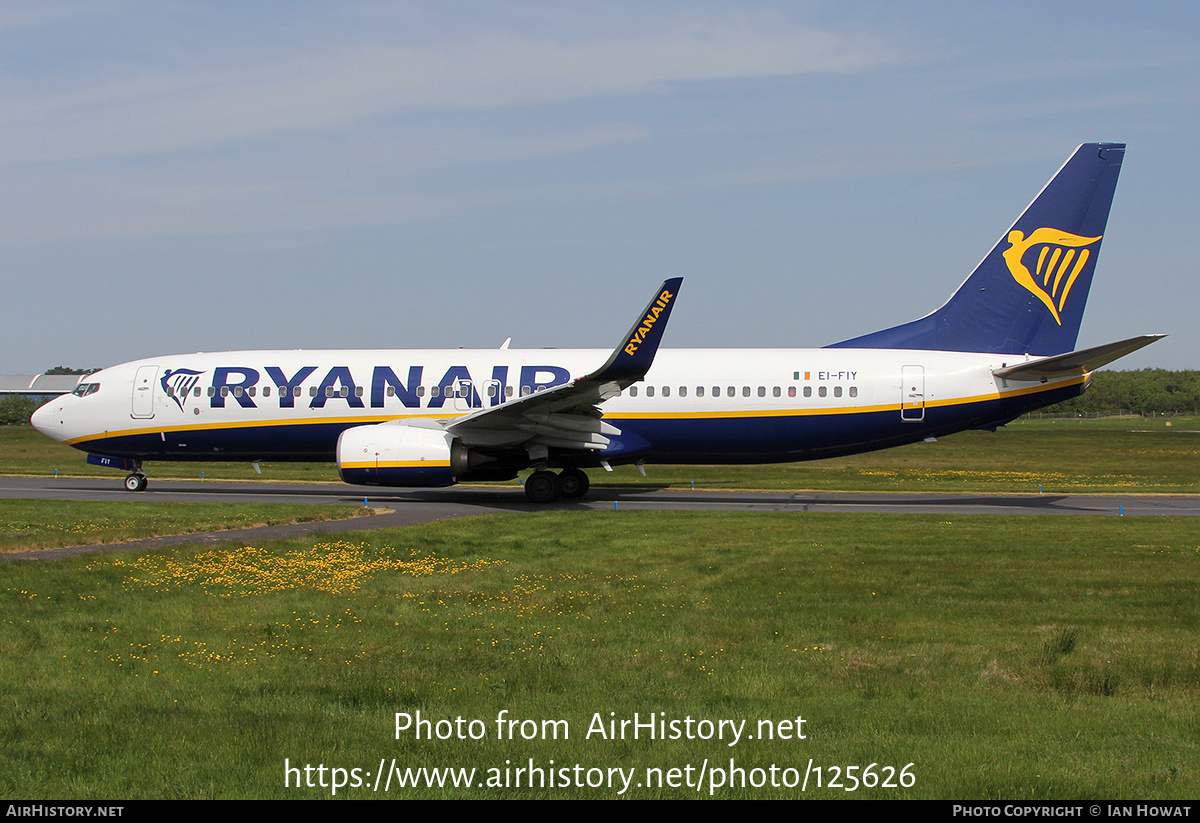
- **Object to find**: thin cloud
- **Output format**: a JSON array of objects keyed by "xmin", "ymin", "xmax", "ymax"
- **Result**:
[{"xmin": 1, "ymin": 20, "xmax": 897, "ymax": 163}]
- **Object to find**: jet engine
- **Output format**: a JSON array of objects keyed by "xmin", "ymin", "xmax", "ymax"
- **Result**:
[{"xmin": 337, "ymin": 421, "xmax": 468, "ymax": 487}]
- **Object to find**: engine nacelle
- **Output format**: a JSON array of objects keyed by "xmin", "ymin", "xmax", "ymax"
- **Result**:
[{"xmin": 337, "ymin": 422, "xmax": 467, "ymax": 487}]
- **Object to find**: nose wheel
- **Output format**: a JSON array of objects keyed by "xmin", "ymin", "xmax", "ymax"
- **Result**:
[{"xmin": 124, "ymin": 473, "xmax": 149, "ymax": 492}]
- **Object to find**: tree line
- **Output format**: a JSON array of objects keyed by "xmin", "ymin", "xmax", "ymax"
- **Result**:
[{"xmin": 1043, "ymin": 369, "xmax": 1200, "ymax": 416}]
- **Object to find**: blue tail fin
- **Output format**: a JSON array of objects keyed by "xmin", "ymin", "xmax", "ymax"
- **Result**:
[{"xmin": 828, "ymin": 143, "xmax": 1125, "ymax": 356}]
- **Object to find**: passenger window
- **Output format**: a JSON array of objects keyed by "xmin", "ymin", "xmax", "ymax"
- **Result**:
[
  {"xmin": 521, "ymin": 386, "xmax": 531, "ymax": 397},
  {"xmin": 195, "ymin": 387, "xmax": 202, "ymax": 397},
  {"xmin": 221, "ymin": 387, "xmax": 230, "ymax": 397},
  {"xmin": 714, "ymin": 386, "xmax": 721, "ymax": 397},
  {"xmin": 742, "ymin": 386, "xmax": 751, "ymax": 397},
  {"xmin": 788, "ymin": 386, "xmax": 796, "ymax": 397},
  {"xmin": 773, "ymin": 386, "xmax": 781, "ymax": 397},
  {"xmin": 487, "ymin": 384, "xmax": 497, "ymax": 397},
  {"xmin": 757, "ymin": 386, "xmax": 765, "ymax": 397},
  {"xmin": 233, "ymin": 386, "xmax": 243, "ymax": 398},
  {"xmin": 679, "ymin": 386, "xmax": 687, "ymax": 397},
  {"xmin": 309, "ymin": 386, "xmax": 317, "ymax": 397},
  {"xmin": 630, "ymin": 387, "xmax": 638, "ymax": 397},
  {"xmin": 209, "ymin": 387, "xmax": 216, "ymax": 397},
  {"xmin": 849, "ymin": 386, "xmax": 858, "ymax": 398},
  {"xmin": 646, "ymin": 386, "xmax": 655, "ymax": 397},
  {"xmin": 819, "ymin": 386, "xmax": 827, "ymax": 397},
  {"xmin": 387, "ymin": 386, "xmax": 395, "ymax": 397},
  {"xmin": 727, "ymin": 387, "xmax": 735, "ymax": 397},
  {"xmin": 662, "ymin": 386, "xmax": 670, "ymax": 397},
  {"xmin": 834, "ymin": 386, "xmax": 843, "ymax": 398},
  {"xmin": 697, "ymin": 386, "xmax": 705, "ymax": 397},
  {"xmin": 803, "ymin": 386, "xmax": 812, "ymax": 398},
  {"xmin": 263, "ymin": 386, "xmax": 271, "ymax": 397},
  {"xmin": 505, "ymin": 386, "xmax": 513, "ymax": 397},
  {"xmin": 431, "ymin": 386, "xmax": 440, "ymax": 398},
  {"xmin": 417, "ymin": 386, "xmax": 425, "ymax": 397}
]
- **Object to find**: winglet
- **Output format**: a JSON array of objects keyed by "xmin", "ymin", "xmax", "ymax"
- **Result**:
[
  {"xmin": 443, "ymin": 278, "xmax": 682, "ymax": 443},
  {"xmin": 586, "ymin": 277, "xmax": 683, "ymax": 384}
]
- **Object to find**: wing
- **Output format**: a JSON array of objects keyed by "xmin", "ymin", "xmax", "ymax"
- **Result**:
[{"xmin": 444, "ymin": 278, "xmax": 682, "ymax": 453}]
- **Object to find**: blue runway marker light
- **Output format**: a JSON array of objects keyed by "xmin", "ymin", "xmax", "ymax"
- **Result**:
[
  {"xmin": 1119, "ymin": 505, "xmax": 1124, "ymax": 516},
  {"xmin": 614, "ymin": 501, "xmax": 619, "ymax": 511},
  {"xmin": 364, "ymin": 498, "xmax": 369, "ymax": 507}
]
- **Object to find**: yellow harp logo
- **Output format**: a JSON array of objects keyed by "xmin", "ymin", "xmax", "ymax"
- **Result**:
[{"xmin": 1002, "ymin": 228, "xmax": 1102, "ymax": 325}]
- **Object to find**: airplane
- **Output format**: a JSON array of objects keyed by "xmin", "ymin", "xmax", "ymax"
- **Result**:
[{"xmin": 31, "ymin": 142, "xmax": 1162, "ymax": 503}]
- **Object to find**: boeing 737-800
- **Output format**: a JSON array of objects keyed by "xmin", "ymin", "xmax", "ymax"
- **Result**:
[{"xmin": 32, "ymin": 143, "xmax": 1161, "ymax": 502}]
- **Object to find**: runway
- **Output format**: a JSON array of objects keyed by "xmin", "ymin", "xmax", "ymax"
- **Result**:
[
  {"xmin": 4, "ymin": 476, "xmax": 1199, "ymax": 561},
  {"xmin": 5, "ymin": 475, "xmax": 1200, "ymax": 513}
]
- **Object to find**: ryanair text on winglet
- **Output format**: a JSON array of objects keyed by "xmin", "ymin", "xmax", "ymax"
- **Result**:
[{"xmin": 624, "ymin": 288, "xmax": 675, "ymax": 356}]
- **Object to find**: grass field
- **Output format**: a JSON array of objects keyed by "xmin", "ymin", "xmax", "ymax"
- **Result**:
[
  {"xmin": 0, "ymin": 499, "xmax": 368, "ymax": 554},
  {"xmin": 3, "ymin": 417, "xmax": 1197, "ymax": 799},
  {"xmin": 4, "ymin": 415, "xmax": 1200, "ymax": 494},
  {"xmin": 2, "ymin": 512, "xmax": 1198, "ymax": 799}
]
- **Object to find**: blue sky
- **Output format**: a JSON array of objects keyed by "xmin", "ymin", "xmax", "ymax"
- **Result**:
[{"xmin": 3, "ymin": 1, "xmax": 1196, "ymax": 372}]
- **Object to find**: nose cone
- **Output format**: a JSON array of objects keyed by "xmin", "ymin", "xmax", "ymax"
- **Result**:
[{"xmin": 30, "ymin": 399, "xmax": 60, "ymax": 440}]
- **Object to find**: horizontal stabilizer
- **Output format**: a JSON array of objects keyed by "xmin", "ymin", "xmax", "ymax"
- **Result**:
[{"xmin": 993, "ymin": 334, "xmax": 1165, "ymax": 380}]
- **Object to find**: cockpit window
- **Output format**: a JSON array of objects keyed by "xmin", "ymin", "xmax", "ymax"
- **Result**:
[{"xmin": 72, "ymin": 383, "xmax": 100, "ymax": 398}]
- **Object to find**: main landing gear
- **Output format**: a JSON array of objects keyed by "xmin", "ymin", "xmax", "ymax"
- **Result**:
[{"xmin": 524, "ymin": 468, "xmax": 590, "ymax": 504}]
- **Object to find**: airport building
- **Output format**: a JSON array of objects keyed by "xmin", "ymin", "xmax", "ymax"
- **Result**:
[{"xmin": 0, "ymin": 374, "xmax": 85, "ymax": 403}]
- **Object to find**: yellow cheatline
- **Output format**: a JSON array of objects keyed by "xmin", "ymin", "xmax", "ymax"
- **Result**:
[
  {"xmin": 61, "ymin": 411, "xmax": 461, "ymax": 447},
  {"xmin": 340, "ymin": 460, "xmax": 451, "ymax": 469}
]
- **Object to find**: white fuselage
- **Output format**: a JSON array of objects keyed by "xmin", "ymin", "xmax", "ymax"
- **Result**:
[{"xmin": 32, "ymin": 346, "xmax": 1084, "ymax": 468}]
